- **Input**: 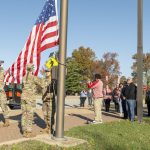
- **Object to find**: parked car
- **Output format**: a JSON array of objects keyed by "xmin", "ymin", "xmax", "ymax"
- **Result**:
[{"xmin": 4, "ymin": 84, "xmax": 22, "ymax": 109}]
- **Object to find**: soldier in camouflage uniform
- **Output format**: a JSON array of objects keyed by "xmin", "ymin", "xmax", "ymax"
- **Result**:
[
  {"xmin": 40, "ymin": 69, "xmax": 56, "ymax": 134},
  {"xmin": 21, "ymin": 63, "xmax": 37, "ymax": 138},
  {"xmin": 0, "ymin": 66, "xmax": 10, "ymax": 127}
]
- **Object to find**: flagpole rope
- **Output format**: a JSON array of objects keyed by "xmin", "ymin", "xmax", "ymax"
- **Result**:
[{"xmin": 58, "ymin": 62, "xmax": 66, "ymax": 67}]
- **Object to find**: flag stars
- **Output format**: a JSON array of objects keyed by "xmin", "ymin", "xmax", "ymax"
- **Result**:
[{"xmin": 35, "ymin": 0, "xmax": 56, "ymax": 24}]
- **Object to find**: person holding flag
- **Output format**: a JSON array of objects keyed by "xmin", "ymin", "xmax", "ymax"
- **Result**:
[
  {"xmin": 21, "ymin": 63, "xmax": 38, "ymax": 137},
  {"xmin": 39, "ymin": 67, "xmax": 56, "ymax": 134}
]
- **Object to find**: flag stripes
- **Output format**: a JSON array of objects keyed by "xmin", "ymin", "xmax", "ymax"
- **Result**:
[{"xmin": 4, "ymin": 0, "xmax": 59, "ymax": 84}]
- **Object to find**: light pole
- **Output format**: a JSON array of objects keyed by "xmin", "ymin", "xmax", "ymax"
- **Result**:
[{"xmin": 137, "ymin": 0, "xmax": 143, "ymax": 123}]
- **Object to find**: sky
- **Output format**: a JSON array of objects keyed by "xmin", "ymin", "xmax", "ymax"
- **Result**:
[{"xmin": 0, "ymin": 0, "xmax": 150, "ymax": 77}]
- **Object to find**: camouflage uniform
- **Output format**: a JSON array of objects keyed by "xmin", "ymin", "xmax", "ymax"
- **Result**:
[
  {"xmin": 0, "ymin": 67, "xmax": 9, "ymax": 127},
  {"xmin": 41, "ymin": 71, "xmax": 55, "ymax": 134},
  {"xmin": 21, "ymin": 64, "xmax": 37, "ymax": 137}
]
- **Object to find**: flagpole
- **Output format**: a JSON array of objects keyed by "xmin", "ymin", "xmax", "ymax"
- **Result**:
[
  {"xmin": 55, "ymin": 0, "xmax": 68, "ymax": 139},
  {"xmin": 137, "ymin": 0, "xmax": 143, "ymax": 123}
]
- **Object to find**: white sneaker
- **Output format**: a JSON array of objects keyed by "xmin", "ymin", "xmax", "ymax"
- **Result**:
[
  {"xmin": 91, "ymin": 120, "xmax": 103, "ymax": 124},
  {"xmin": 120, "ymin": 113, "xmax": 123, "ymax": 117}
]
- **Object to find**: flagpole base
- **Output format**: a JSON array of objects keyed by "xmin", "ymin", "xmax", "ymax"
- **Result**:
[{"xmin": 51, "ymin": 135, "xmax": 67, "ymax": 141}]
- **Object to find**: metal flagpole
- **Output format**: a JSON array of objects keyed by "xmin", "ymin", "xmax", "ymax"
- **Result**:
[
  {"xmin": 137, "ymin": 0, "xmax": 143, "ymax": 123},
  {"xmin": 55, "ymin": 0, "xmax": 68, "ymax": 139}
]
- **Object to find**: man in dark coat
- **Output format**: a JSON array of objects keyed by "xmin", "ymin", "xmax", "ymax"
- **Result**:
[
  {"xmin": 123, "ymin": 78, "xmax": 137, "ymax": 122},
  {"xmin": 121, "ymin": 81, "xmax": 128, "ymax": 119}
]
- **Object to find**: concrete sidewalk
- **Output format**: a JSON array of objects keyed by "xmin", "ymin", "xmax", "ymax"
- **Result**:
[{"xmin": 0, "ymin": 106, "xmax": 122, "ymax": 144}]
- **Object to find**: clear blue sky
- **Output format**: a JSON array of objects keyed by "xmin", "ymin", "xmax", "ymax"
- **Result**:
[{"xmin": 0, "ymin": 0, "xmax": 150, "ymax": 77}]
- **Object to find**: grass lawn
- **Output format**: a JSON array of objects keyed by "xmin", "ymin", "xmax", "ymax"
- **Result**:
[{"xmin": 1, "ymin": 118, "xmax": 150, "ymax": 150}]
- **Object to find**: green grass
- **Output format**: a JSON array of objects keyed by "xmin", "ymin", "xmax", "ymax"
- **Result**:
[
  {"xmin": 65, "ymin": 120, "xmax": 150, "ymax": 150},
  {"xmin": 1, "ymin": 118, "xmax": 150, "ymax": 150},
  {"xmin": 0, "ymin": 140, "xmax": 51, "ymax": 150}
]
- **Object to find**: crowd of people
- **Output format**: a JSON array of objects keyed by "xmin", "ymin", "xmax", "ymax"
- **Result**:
[
  {"xmin": 80, "ymin": 74, "xmax": 139, "ymax": 124},
  {"xmin": 103, "ymin": 78, "xmax": 137, "ymax": 122}
]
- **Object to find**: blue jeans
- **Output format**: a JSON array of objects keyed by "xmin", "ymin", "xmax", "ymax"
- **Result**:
[
  {"xmin": 126, "ymin": 100, "xmax": 136, "ymax": 121},
  {"xmin": 114, "ymin": 99, "xmax": 123, "ymax": 114},
  {"xmin": 118, "ymin": 99, "xmax": 123, "ymax": 115}
]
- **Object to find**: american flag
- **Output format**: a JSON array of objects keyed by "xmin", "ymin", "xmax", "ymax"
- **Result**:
[{"xmin": 4, "ymin": 0, "xmax": 59, "ymax": 84}]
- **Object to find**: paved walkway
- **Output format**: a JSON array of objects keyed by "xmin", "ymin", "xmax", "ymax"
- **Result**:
[
  {"xmin": 0, "ymin": 106, "xmax": 122, "ymax": 144},
  {"xmin": 0, "ymin": 96, "xmax": 147, "ymax": 145}
]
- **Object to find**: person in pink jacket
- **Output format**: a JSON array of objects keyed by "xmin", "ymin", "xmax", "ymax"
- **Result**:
[{"xmin": 87, "ymin": 74, "xmax": 103, "ymax": 124}]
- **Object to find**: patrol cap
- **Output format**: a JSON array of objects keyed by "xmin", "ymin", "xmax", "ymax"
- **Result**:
[
  {"xmin": 0, "ymin": 60, "xmax": 4, "ymax": 65},
  {"xmin": 0, "ymin": 66, "xmax": 4, "ymax": 72},
  {"xmin": 0, "ymin": 60, "xmax": 4, "ymax": 68},
  {"xmin": 45, "ymin": 69, "xmax": 51, "ymax": 72}
]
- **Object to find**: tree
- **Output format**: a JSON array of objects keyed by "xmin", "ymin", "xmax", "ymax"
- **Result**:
[
  {"xmin": 72, "ymin": 46, "xmax": 96, "ymax": 80},
  {"xmin": 65, "ymin": 57, "xmax": 85, "ymax": 95},
  {"xmin": 94, "ymin": 52, "xmax": 120, "ymax": 87},
  {"xmin": 65, "ymin": 48, "xmax": 120, "ymax": 92}
]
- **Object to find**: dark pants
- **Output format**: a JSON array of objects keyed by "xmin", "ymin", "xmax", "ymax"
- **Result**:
[
  {"xmin": 147, "ymin": 102, "xmax": 150, "ymax": 116},
  {"xmin": 88, "ymin": 96, "xmax": 93, "ymax": 106},
  {"xmin": 114, "ymin": 99, "xmax": 119, "ymax": 112},
  {"xmin": 80, "ymin": 97, "xmax": 86, "ymax": 107},
  {"xmin": 104, "ymin": 99, "xmax": 111, "ymax": 112},
  {"xmin": 122, "ymin": 100, "xmax": 128, "ymax": 119},
  {"xmin": 126, "ymin": 100, "xmax": 136, "ymax": 121}
]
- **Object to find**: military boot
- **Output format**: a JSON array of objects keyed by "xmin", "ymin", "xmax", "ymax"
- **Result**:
[
  {"xmin": 40, "ymin": 125, "xmax": 50, "ymax": 134},
  {"xmin": 23, "ymin": 131, "xmax": 36, "ymax": 138},
  {"xmin": 23, "ymin": 131, "xmax": 27, "ymax": 137},
  {"xmin": 40, "ymin": 128, "xmax": 48, "ymax": 134},
  {"xmin": 3, "ymin": 119, "xmax": 10, "ymax": 127}
]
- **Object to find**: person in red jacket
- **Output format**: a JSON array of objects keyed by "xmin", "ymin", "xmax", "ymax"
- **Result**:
[{"xmin": 87, "ymin": 74, "xmax": 103, "ymax": 124}]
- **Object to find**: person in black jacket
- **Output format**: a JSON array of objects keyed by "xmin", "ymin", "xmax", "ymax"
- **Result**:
[
  {"xmin": 121, "ymin": 81, "xmax": 128, "ymax": 119},
  {"xmin": 124, "ymin": 77, "xmax": 137, "ymax": 122},
  {"xmin": 145, "ymin": 88, "xmax": 150, "ymax": 116}
]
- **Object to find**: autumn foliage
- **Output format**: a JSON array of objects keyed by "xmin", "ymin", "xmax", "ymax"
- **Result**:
[{"xmin": 66, "ymin": 47, "xmax": 120, "ymax": 94}]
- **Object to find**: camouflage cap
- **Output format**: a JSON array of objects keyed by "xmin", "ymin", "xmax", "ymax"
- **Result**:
[
  {"xmin": 45, "ymin": 68, "xmax": 51, "ymax": 72},
  {"xmin": 26, "ymin": 63, "xmax": 34, "ymax": 71}
]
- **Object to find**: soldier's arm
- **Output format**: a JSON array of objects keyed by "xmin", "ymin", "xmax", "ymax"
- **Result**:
[{"xmin": 34, "ymin": 76, "xmax": 43, "ymax": 87}]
